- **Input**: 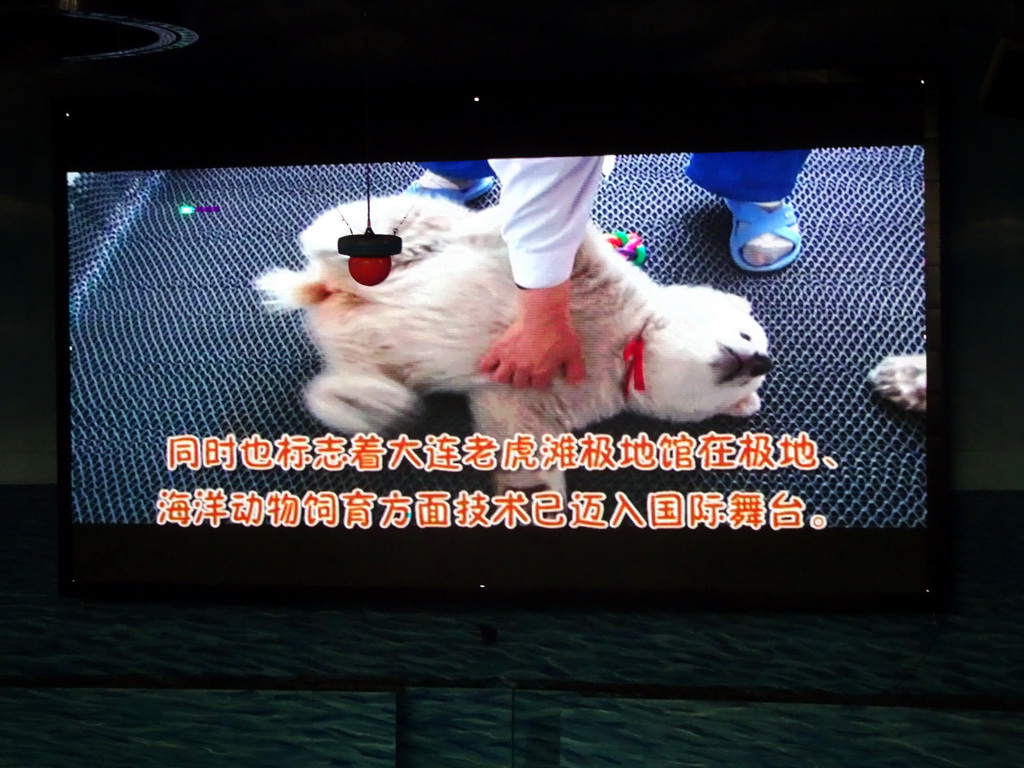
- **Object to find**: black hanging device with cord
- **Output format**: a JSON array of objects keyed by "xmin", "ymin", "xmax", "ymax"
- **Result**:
[
  {"xmin": 336, "ymin": 162, "xmax": 403, "ymax": 259},
  {"xmin": 335, "ymin": 48, "xmax": 406, "ymax": 285}
]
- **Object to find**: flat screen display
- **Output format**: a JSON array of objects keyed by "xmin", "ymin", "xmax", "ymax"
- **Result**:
[{"xmin": 58, "ymin": 76, "xmax": 945, "ymax": 607}]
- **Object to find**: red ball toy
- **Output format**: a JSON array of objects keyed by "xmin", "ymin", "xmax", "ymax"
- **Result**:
[{"xmin": 348, "ymin": 255, "xmax": 392, "ymax": 286}]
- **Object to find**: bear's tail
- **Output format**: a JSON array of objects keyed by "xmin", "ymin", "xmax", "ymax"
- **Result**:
[{"xmin": 253, "ymin": 267, "xmax": 334, "ymax": 311}]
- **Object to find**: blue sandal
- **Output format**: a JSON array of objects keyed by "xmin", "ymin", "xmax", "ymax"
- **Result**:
[
  {"xmin": 404, "ymin": 175, "xmax": 496, "ymax": 205},
  {"xmin": 725, "ymin": 199, "xmax": 802, "ymax": 272}
]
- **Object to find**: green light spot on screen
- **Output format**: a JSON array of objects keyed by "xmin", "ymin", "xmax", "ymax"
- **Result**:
[{"xmin": 179, "ymin": 205, "xmax": 195, "ymax": 214}]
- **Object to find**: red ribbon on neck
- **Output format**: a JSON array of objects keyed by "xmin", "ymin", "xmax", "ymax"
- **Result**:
[{"xmin": 623, "ymin": 336, "xmax": 646, "ymax": 399}]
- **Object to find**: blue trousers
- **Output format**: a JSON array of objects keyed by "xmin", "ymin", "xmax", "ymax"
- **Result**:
[
  {"xmin": 419, "ymin": 160, "xmax": 495, "ymax": 180},
  {"xmin": 684, "ymin": 150, "xmax": 810, "ymax": 201},
  {"xmin": 420, "ymin": 150, "xmax": 810, "ymax": 201}
]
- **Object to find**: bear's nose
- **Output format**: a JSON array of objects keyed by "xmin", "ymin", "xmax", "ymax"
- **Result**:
[{"xmin": 744, "ymin": 352, "xmax": 773, "ymax": 377}]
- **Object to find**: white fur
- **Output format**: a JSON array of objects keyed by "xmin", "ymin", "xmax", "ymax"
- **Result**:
[
  {"xmin": 257, "ymin": 194, "xmax": 771, "ymax": 495},
  {"xmin": 869, "ymin": 354, "xmax": 927, "ymax": 412},
  {"xmin": 254, "ymin": 268, "xmax": 320, "ymax": 311}
]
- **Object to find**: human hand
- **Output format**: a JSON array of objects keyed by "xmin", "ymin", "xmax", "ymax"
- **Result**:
[{"xmin": 479, "ymin": 281, "xmax": 586, "ymax": 389}]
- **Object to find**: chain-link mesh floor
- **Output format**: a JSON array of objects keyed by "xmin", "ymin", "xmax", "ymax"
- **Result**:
[{"xmin": 67, "ymin": 148, "xmax": 925, "ymax": 526}]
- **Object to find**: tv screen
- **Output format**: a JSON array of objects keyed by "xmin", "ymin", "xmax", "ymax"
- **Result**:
[{"xmin": 58, "ymin": 76, "xmax": 945, "ymax": 608}]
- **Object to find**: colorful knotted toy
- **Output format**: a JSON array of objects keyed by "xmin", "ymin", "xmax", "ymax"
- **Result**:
[{"xmin": 606, "ymin": 230, "xmax": 647, "ymax": 266}]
